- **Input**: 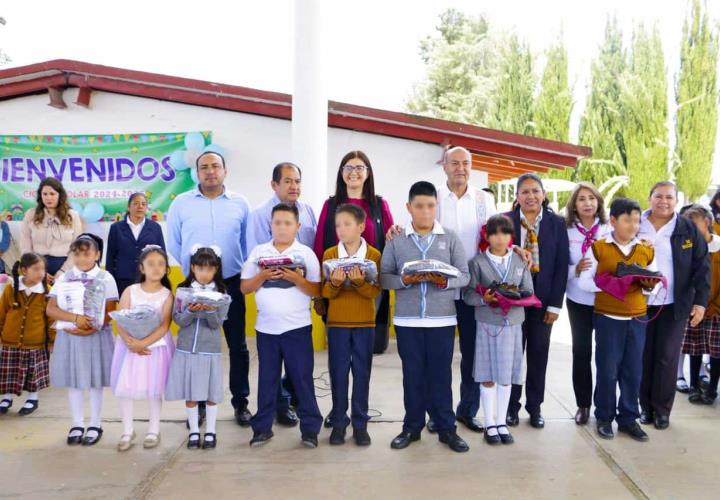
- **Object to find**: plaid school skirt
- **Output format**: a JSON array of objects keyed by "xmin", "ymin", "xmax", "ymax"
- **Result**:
[
  {"xmin": 0, "ymin": 346, "xmax": 50, "ymax": 395},
  {"xmin": 682, "ymin": 315, "xmax": 720, "ymax": 358}
]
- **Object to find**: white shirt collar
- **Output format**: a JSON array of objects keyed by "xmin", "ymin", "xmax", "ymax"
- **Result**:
[
  {"xmin": 19, "ymin": 278, "xmax": 45, "ymax": 295},
  {"xmin": 520, "ymin": 210, "xmax": 543, "ymax": 224},
  {"xmin": 404, "ymin": 221, "xmax": 445, "ymax": 237},
  {"xmin": 604, "ymin": 234, "xmax": 640, "ymax": 247},
  {"xmin": 440, "ymin": 183, "xmax": 477, "ymax": 201},
  {"xmin": 641, "ymin": 210, "xmax": 677, "ymax": 233},
  {"xmin": 72, "ymin": 265, "xmax": 100, "ymax": 278},
  {"xmin": 190, "ymin": 280, "xmax": 216, "ymax": 290},
  {"xmin": 126, "ymin": 216, "xmax": 146, "ymax": 229},
  {"xmin": 575, "ymin": 217, "xmax": 600, "ymax": 228},
  {"xmin": 267, "ymin": 239, "xmax": 302, "ymax": 255},
  {"xmin": 485, "ymin": 248, "xmax": 511, "ymax": 265},
  {"xmin": 338, "ymin": 237, "xmax": 368, "ymax": 259}
]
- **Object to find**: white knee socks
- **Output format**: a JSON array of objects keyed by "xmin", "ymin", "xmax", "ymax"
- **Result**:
[
  {"xmin": 120, "ymin": 398, "xmax": 134, "ymax": 435},
  {"xmin": 148, "ymin": 399, "xmax": 162, "ymax": 435},
  {"xmin": 496, "ymin": 385, "xmax": 512, "ymax": 435},
  {"xmin": 187, "ymin": 406, "xmax": 200, "ymax": 434},
  {"xmin": 89, "ymin": 388, "xmax": 103, "ymax": 428},
  {"xmin": 68, "ymin": 388, "xmax": 84, "ymax": 436},
  {"xmin": 205, "ymin": 405, "xmax": 218, "ymax": 435},
  {"xmin": 481, "ymin": 385, "xmax": 497, "ymax": 435}
]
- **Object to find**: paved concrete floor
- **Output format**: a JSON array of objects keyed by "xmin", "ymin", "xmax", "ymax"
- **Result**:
[{"xmin": 2, "ymin": 312, "xmax": 719, "ymax": 499}]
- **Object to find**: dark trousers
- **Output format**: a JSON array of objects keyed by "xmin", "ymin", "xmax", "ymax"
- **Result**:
[
  {"xmin": 396, "ymin": 325, "xmax": 456, "ymax": 434},
  {"xmin": 277, "ymin": 375, "xmax": 296, "ymax": 412},
  {"xmin": 223, "ymin": 274, "xmax": 250, "ymax": 410},
  {"xmin": 45, "ymin": 255, "xmax": 66, "ymax": 277},
  {"xmin": 251, "ymin": 326, "xmax": 322, "ymax": 435},
  {"xmin": 510, "ymin": 307, "xmax": 554, "ymax": 416},
  {"xmin": 567, "ymin": 299, "xmax": 595, "ymax": 408},
  {"xmin": 593, "ymin": 314, "xmax": 646, "ymax": 426},
  {"xmin": 455, "ymin": 300, "xmax": 480, "ymax": 418},
  {"xmin": 115, "ymin": 278, "xmax": 136, "ymax": 298},
  {"xmin": 327, "ymin": 327, "xmax": 375, "ymax": 429},
  {"xmin": 640, "ymin": 305, "xmax": 688, "ymax": 417}
]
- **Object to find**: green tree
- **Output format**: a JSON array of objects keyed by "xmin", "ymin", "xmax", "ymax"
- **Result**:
[
  {"xmin": 485, "ymin": 33, "xmax": 535, "ymax": 135},
  {"xmin": 535, "ymin": 36, "xmax": 574, "ymax": 189},
  {"xmin": 406, "ymin": 9, "xmax": 499, "ymax": 125},
  {"xmin": 674, "ymin": 0, "xmax": 719, "ymax": 201},
  {"xmin": 620, "ymin": 25, "xmax": 669, "ymax": 206}
]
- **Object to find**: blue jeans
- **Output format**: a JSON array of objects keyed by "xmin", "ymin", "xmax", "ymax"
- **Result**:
[
  {"xmin": 327, "ymin": 327, "xmax": 375, "ymax": 429},
  {"xmin": 593, "ymin": 314, "xmax": 646, "ymax": 426}
]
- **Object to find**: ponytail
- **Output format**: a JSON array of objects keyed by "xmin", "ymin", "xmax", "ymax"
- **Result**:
[{"xmin": 11, "ymin": 260, "xmax": 20, "ymax": 308}]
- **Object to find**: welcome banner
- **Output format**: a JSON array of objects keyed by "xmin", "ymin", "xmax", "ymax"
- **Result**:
[{"xmin": 0, "ymin": 131, "xmax": 216, "ymax": 222}]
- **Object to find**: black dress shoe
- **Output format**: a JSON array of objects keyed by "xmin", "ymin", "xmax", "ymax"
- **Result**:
[
  {"xmin": 67, "ymin": 427, "xmax": 84, "ymax": 445},
  {"xmin": 426, "ymin": 419, "xmax": 438, "ymax": 434},
  {"xmin": 497, "ymin": 425, "xmax": 514, "ymax": 445},
  {"xmin": 202, "ymin": 433, "xmax": 217, "ymax": 449},
  {"xmin": 81, "ymin": 427, "xmax": 103, "ymax": 446},
  {"xmin": 701, "ymin": 390, "xmax": 717, "ymax": 405},
  {"xmin": 0, "ymin": 399, "xmax": 12, "ymax": 415},
  {"xmin": 276, "ymin": 407, "xmax": 299, "ymax": 427},
  {"xmin": 329, "ymin": 427, "xmax": 346, "ymax": 445},
  {"xmin": 639, "ymin": 410, "xmax": 654, "ymax": 425},
  {"xmin": 618, "ymin": 422, "xmax": 649, "ymax": 442},
  {"xmin": 353, "ymin": 427, "xmax": 371, "ymax": 446},
  {"xmin": 323, "ymin": 414, "xmax": 333, "ymax": 428},
  {"xmin": 249, "ymin": 431, "xmax": 274, "ymax": 447},
  {"xmin": 574, "ymin": 407, "xmax": 590, "ymax": 425},
  {"xmin": 530, "ymin": 413, "xmax": 545, "ymax": 429},
  {"xmin": 187, "ymin": 433, "xmax": 201, "ymax": 449},
  {"xmin": 615, "ymin": 262, "xmax": 662, "ymax": 279},
  {"xmin": 439, "ymin": 431, "xmax": 469, "ymax": 453},
  {"xmin": 456, "ymin": 416, "xmax": 484, "ymax": 433},
  {"xmin": 301, "ymin": 433, "xmax": 318, "ymax": 448},
  {"xmin": 391, "ymin": 431, "xmax": 421, "ymax": 449},
  {"xmin": 18, "ymin": 400, "xmax": 38, "ymax": 416},
  {"xmin": 596, "ymin": 420, "xmax": 614, "ymax": 440},
  {"xmin": 235, "ymin": 407, "xmax": 252, "ymax": 427},
  {"xmin": 654, "ymin": 414, "xmax": 670, "ymax": 430},
  {"xmin": 483, "ymin": 426, "xmax": 501, "ymax": 445},
  {"xmin": 506, "ymin": 410, "xmax": 519, "ymax": 427}
]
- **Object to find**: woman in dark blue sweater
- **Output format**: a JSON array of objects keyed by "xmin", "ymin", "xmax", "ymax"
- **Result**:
[{"xmin": 106, "ymin": 193, "xmax": 166, "ymax": 296}]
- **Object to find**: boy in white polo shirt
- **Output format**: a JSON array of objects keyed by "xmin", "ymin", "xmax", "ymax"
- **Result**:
[{"xmin": 241, "ymin": 203, "xmax": 323, "ymax": 448}]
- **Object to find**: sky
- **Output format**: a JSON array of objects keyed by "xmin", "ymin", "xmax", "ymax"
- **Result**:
[{"xmin": 1, "ymin": 0, "xmax": 719, "ymax": 170}]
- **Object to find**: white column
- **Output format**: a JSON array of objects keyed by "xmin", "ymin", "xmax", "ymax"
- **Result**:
[{"xmin": 292, "ymin": 0, "xmax": 327, "ymax": 211}]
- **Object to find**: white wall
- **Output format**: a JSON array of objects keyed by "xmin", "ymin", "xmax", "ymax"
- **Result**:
[{"xmin": 0, "ymin": 89, "xmax": 490, "ymax": 261}]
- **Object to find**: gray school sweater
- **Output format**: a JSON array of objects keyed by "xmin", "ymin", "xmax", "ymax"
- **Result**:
[
  {"xmin": 463, "ymin": 251, "xmax": 534, "ymax": 326},
  {"xmin": 173, "ymin": 300, "xmax": 230, "ymax": 355},
  {"xmin": 380, "ymin": 226, "xmax": 470, "ymax": 322}
]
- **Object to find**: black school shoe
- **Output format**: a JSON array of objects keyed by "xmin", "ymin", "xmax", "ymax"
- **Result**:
[
  {"xmin": 67, "ymin": 427, "xmax": 84, "ymax": 445},
  {"xmin": 391, "ymin": 431, "xmax": 421, "ymax": 449},
  {"xmin": 202, "ymin": 433, "xmax": 217, "ymax": 449},
  {"xmin": 0, "ymin": 399, "xmax": 12, "ymax": 415},
  {"xmin": 496, "ymin": 425, "xmax": 514, "ymax": 445},
  {"xmin": 506, "ymin": 410, "xmax": 519, "ymax": 427},
  {"xmin": 639, "ymin": 410, "xmax": 654, "ymax": 425},
  {"xmin": 329, "ymin": 427, "xmax": 346, "ymax": 445},
  {"xmin": 353, "ymin": 427, "xmax": 371, "ymax": 446},
  {"xmin": 187, "ymin": 433, "xmax": 201, "ymax": 450},
  {"xmin": 438, "ymin": 431, "xmax": 469, "ymax": 453},
  {"xmin": 301, "ymin": 433, "xmax": 319, "ymax": 449},
  {"xmin": 618, "ymin": 422, "xmax": 649, "ymax": 442},
  {"xmin": 18, "ymin": 400, "xmax": 38, "ymax": 416},
  {"xmin": 596, "ymin": 421, "xmax": 614, "ymax": 440},
  {"xmin": 249, "ymin": 431, "xmax": 274, "ymax": 447},
  {"xmin": 81, "ymin": 427, "xmax": 103, "ymax": 446},
  {"xmin": 277, "ymin": 408, "xmax": 299, "ymax": 427},
  {"xmin": 235, "ymin": 407, "xmax": 252, "ymax": 427},
  {"xmin": 615, "ymin": 262, "xmax": 663, "ymax": 279}
]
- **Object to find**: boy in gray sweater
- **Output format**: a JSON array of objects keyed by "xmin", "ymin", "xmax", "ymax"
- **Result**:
[{"xmin": 380, "ymin": 181, "xmax": 470, "ymax": 453}]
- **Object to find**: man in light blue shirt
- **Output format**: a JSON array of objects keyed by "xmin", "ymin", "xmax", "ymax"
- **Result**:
[
  {"xmin": 247, "ymin": 162, "xmax": 317, "ymax": 250},
  {"xmin": 167, "ymin": 151, "xmax": 253, "ymax": 426},
  {"xmin": 246, "ymin": 162, "xmax": 317, "ymax": 428}
]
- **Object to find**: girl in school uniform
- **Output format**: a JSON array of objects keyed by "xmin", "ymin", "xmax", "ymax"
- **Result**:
[
  {"xmin": 464, "ymin": 214, "xmax": 534, "ymax": 445},
  {"xmin": 111, "ymin": 245, "xmax": 175, "ymax": 451},
  {"xmin": 0, "ymin": 253, "xmax": 52, "ymax": 416},
  {"xmin": 48, "ymin": 233, "xmax": 119, "ymax": 446},
  {"xmin": 166, "ymin": 246, "xmax": 229, "ymax": 450}
]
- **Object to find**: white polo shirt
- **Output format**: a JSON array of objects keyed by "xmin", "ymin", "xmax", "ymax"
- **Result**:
[
  {"xmin": 241, "ymin": 239, "xmax": 320, "ymax": 335},
  {"xmin": 639, "ymin": 211, "xmax": 677, "ymax": 306}
]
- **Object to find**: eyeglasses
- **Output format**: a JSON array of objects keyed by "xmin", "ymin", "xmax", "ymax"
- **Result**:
[{"xmin": 342, "ymin": 165, "xmax": 368, "ymax": 173}]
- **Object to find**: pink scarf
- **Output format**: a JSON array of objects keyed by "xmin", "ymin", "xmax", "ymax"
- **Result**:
[{"xmin": 575, "ymin": 222, "xmax": 599, "ymax": 256}]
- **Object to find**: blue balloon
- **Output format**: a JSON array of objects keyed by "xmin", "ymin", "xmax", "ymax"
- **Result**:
[
  {"xmin": 70, "ymin": 201, "xmax": 83, "ymax": 214},
  {"xmin": 169, "ymin": 149, "xmax": 189, "ymax": 171},
  {"xmin": 184, "ymin": 132, "xmax": 205, "ymax": 151},
  {"xmin": 202, "ymin": 143, "xmax": 227, "ymax": 158},
  {"xmin": 190, "ymin": 168, "xmax": 199, "ymax": 184},
  {"xmin": 82, "ymin": 202, "xmax": 104, "ymax": 222}
]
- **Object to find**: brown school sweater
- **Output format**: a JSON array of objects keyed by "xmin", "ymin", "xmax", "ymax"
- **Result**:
[
  {"xmin": 707, "ymin": 221, "xmax": 720, "ymax": 317},
  {"xmin": 592, "ymin": 239, "xmax": 655, "ymax": 318},
  {"xmin": 0, "ymin": 284, "xmax": 55, "ymax": 349},
  {"xmin": 321, "ymin": 244, "xmax": 382, "ymax": 328}
]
